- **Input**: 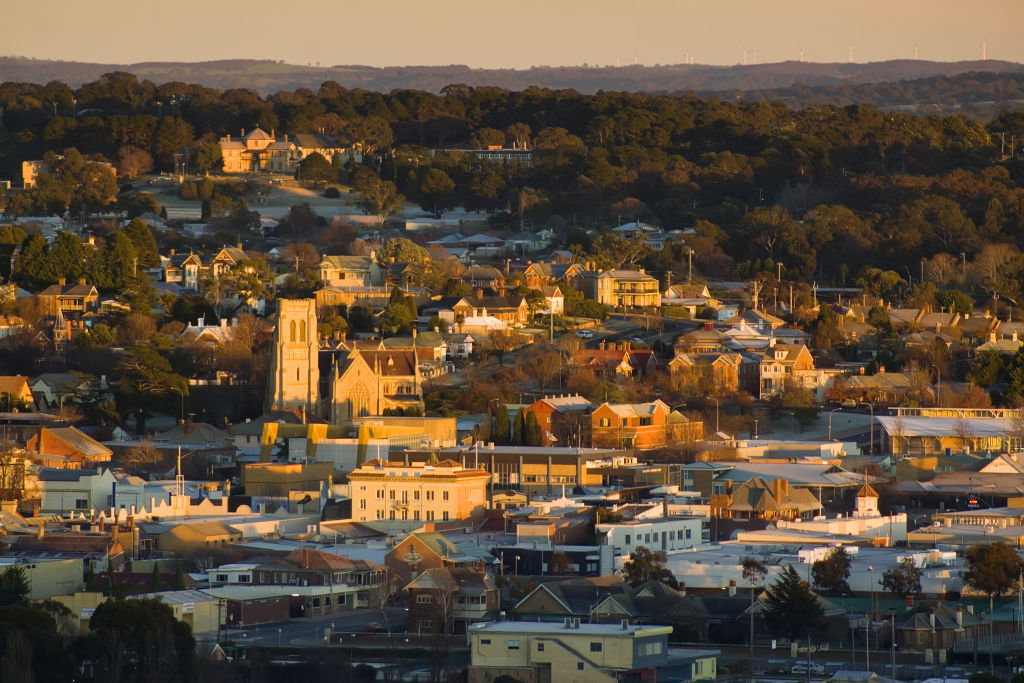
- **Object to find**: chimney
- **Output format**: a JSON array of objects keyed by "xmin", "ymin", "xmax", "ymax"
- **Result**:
[
  {"xmin": 241, "ymin": 128, "xmax": 245, "ymax": 136},
  {"xmin": 956, "ymin": 605, "xmax": 963, "ymax": 626},
  {"xmin": 170, "ymin": 248, "xmax": 175, "ymax": 256},
  {"xmin": 728, "ymin": 579, "xmax": 736, "ymax": 597},
  {"xmin": 58, "ymin": 277, "xmax": 66, "ymax": 287},
  {"xmin": 704, "ymin": 322, "xmax": 713, "ymax": 331},
  {"xmin": 302, "ymin": 548, "xmax": 311, "ymax": 568},
  {"xmin": 929, "ymin": 609, "xmax": 936, "ymax": 629},
  {"xmin": 236, "ymin": 242, "xmax": 243, "ymax": 250}
]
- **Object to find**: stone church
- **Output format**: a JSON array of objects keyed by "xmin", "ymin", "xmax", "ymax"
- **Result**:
[{"xmin": 265, "ymin": 299, "xmax": 424, "ymax": 422}]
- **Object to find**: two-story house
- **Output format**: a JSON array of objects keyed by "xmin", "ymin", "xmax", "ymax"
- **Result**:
[
  {"xmin": 467, "ymin": 620, "xmax": 676, "ymax": 683},
  {"xmin": 37, "ymin": 279, "xmax": 99, "ymax": 318},
  {"xmin": 749, "ymin": 341, "xmax": 816, "ymax": 398},
  {"xmin": 319, "ymin": 254, "xmax": 384, "ymax": 287},
  {"xmin": 668, "ymin": 352, "xmax": 746, "ymax": 394},
  {"xmin": 521, "ymin": 262, "xmax": 587, "ymax": 289},
  {"xmin": 163, "ymin": 251, "xmax": 203, "ymax": 290},
  {"xmin": 405, "ymin": 567, "xmax": 498, "ymax": 634},
  {"xmin": 579, "ymin": 269, "xmax": 661, "ymax": 309},
  {"xmin": 591, "ymin": 401, "xmax": 671, "ymax": 450}
]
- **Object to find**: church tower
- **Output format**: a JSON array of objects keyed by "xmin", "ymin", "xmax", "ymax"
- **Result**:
[{"xmin": 265, "ymin": 299, "xmax": 319, "ymax": 416}]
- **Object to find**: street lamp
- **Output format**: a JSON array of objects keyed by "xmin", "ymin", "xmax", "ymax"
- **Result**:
[
  {"xmin": 515, "ymin": 555, "xmax": 521, "ymax": 576},
  {"xmin": 828, "ymin": 408, "xmax": 841, "ymax": 441},
  {"xmin": 890, "ymin": 608, "xmax": 897, "ymax": 679},
  {"xmin": 709, "ymin": 397, "xmax": 720, "ymax": 435},
  {"xmin": 931, "ymin": 363, "xmax": 942, "ymax": 407}
]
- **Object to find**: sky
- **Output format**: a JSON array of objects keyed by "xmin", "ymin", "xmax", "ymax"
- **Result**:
[{"xmin": 8, "ymin": 0, "xmax": 1024, "ymax": 69}]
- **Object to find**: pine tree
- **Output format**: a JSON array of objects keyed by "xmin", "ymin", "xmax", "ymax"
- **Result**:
[
  {"xmin": 512, "ymin": 410, "xmax": 526, "ymax": 446},
  {"xmin": 762, "ymin": 564, "xmax": 824, "ymax": 641},
  {"xmin": 524, "ymin": 411, "xmax": 543, "ymax": 446},
  {"xmin": 86, "ymin": 562, "xmax": 97, "ymax": 592},
  {"xmin": 493, "ymin": 405, "xmax": 511, "ymax": 446},
  {"xmin": 150, "ymin": 563, "xmax": 162, "ymax": 592},
  {"xmin": 174, "ymin": 562, "xmax": 186, "ymax": 590}
]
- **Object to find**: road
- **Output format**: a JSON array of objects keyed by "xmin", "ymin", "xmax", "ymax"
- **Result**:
[{"xmin": 223, "ymin": 607, "xmax": 408, "ymax": 648}]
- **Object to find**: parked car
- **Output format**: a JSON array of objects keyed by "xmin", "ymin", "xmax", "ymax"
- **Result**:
[
  {"xmin": 364, "ymin": 622, "xmax": 387, "ymax": 632},
  {"xmin": 575, "ymin": 329, "xmax": 594, "ymax": 339},
  {"xmin": 791, "ymin": 662, "xmax": 826, "ymax": 675}
]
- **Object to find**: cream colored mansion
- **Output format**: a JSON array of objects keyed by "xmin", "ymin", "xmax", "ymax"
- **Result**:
[{"xmin": 218, "ymin": 127, "xmax": 361, "ymax": 174}]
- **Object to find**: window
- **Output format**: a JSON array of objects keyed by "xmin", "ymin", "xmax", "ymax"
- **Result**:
[
  {"xmin": 537, "ymin": 643, "xmax": 545, "ymax": 651},
  {"xmin": 685, "ymin": 528, "xmax": 691, "ymax": 539},
  {"xmin": 413, "ymin": 490, "xmax": 420, "ymax": 500},
  {"xmin": 624, "ymin": 534, "xmax": 631, "ymax": 545},
  {"xmin": 508, "ymin": 640, "xmax": 520, "ymax": 650},
  {"xmin": 640, "ymin": 641, "xmax": 663, "ymax": 656},
  {"xmin": 590, "ymin": 642, "xmax": 602, "ymax": 652},
  {"xmin": 413, "ymin": 511, "xmax": 420, "ymax": 520},
  {"xmin": 215, "ymin": 574, "xmax": 228, "ymax": 582},
  {"xmin": 426, "ymin": 491, "xmax": 435, "ymax": 501},
  {"xmin": 427, "ymin": 511, "xmax": 434, "ymax": 521},
  {"xmin": 401, "ymin": 510, "xmax": 408, "ymax": 520},
  {"xmin": 376, "ymin": 489, "xmax": 384, "ymax": 499},
  {"xmin": 644, "ymin": 533, "xmax": 650, "ymax": 543},
  {"xmin": 389, "ymin": 490, "xmax": 396, "ymax": 500},
  {"xmin": 480, "ymin": 639, "xmax": 491, "ymax": 645},
  {"xmin": 75, "ymin": 498, "xmax": 87, "ymax": 509},
  {"xmin": 578, "ymin": 662, "xmax": 585, "ymax": 671},
  {"xmin": 652, "ymin": 532, "xmax": 658, "ymax": 542},
  {"xmin": 599, "ymin": 417, "xmax": 610, "ymax": 427},
  {"xmin": 416, "ymin": 595, "xmax": 433, "ymax": 604},
  {"xmin": 401, "ymin": 491, "xmax": 408, "ymax": 503},
  {"xmin": 376, "ymin": 510, "xmax": 384, "ymax": 520},
  {"xmin": 359, "ymin": 499, "xmax": 366, "ymax": 510},
  {"xmin": 620, "ymin": 418, "xmax": 628, "ymax": 427},
  {"xmin": 442, "ymin": 491, "xmax": 449, "ymax": 501},
  {"xmin": 389, "ymin": 511, "xmax": 395, "ymax": 520},
  {"xmin": 420, "ymin": 619, "xmax": 433, "ymax": 629},
  {"xmin": 442, "ymin": 511, "xmax": 449, "ymax": 521}
]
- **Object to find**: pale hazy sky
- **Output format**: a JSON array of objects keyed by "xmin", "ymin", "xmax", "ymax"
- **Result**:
[{"xmin": 9, "ymin": 0, "xmax": 1024, "ymax": 69}]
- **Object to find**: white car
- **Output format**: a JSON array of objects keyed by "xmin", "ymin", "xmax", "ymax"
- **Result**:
[{"xmin": 575, "ymin": 330, "xmax": 594, "ymax": 339}]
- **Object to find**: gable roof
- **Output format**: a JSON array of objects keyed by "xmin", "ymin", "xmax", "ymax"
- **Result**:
[{"xmin": 31, "ymin": 427, "xmax": 112, "ymax": 459}]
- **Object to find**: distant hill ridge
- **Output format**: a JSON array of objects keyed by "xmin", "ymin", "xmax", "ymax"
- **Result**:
[{"xmin": 1, "ymin": 56, "xmax": 1022, "ymax": 96}]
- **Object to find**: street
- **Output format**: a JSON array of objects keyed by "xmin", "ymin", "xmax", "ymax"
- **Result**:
[{"xmin": 223, "ymin": 607, "xmax": 408, "ymax": 648}]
